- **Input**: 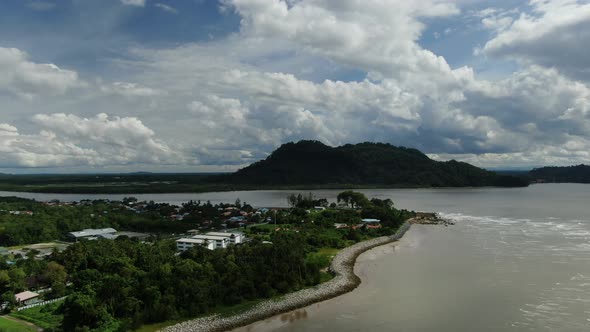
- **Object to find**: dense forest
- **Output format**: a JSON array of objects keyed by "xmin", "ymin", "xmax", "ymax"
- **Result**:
[
  {"xmin": 529, "ymin": 165, "xmax": 590, "ymax": 183},
  {"xmin": 218, "ymin": 141, "xmax": 529, "ymax": 187},
  {"xmin": 0, "ymin": 192, "xmax": 412, "ymax": 331}
]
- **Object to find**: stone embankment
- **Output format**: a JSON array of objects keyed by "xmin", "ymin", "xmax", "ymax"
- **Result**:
[
  {"xmin": 162, "ymin": 221, "xmax": 412, "ymax": 332},
  {"xmin": 411, "ymin": 212, "xmax": 455, "ymax": 226}
]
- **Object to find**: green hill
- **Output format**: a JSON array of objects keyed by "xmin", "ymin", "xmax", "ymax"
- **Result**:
[{"xmin": 219, "ymin": 141, "xmax": 529, "ymax": 187}]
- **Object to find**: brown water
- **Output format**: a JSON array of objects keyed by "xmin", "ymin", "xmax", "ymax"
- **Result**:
[{"xmin": 228, "ymin": 184, "xmax": 590, "ymax": 332}]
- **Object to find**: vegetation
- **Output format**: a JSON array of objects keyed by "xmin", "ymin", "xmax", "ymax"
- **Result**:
[
  {"xmin": 529, "ymin": 164, "xmax": 590, "ymax": 183},
  {"xmin": 0, "ymin": 191, "xmax": 411, "ymax": 331},
  {"xmin": 216, "ymin": 141, "xmax": 529, "ymax": 187},
  {"xmin": 11, "ymin": 301, "xmax": 64, "ymax": 331}
]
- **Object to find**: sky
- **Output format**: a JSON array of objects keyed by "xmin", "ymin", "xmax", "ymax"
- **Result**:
[{"xmin": 1, "ymin": 0, "xmax": 590, "ymax": 173}]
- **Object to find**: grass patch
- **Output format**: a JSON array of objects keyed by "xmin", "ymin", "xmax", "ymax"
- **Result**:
[
  {"xmin": 319, "ymin": 271, "xmax": 334, "ymax": 283},
  {"xmin": 0, "ymin": 317, "xmax": 36, "ymax": 332},
  {"xmin": 11, "ymin": 301, "xmax": 63, "ymax": 331},
  {"xmin": 316, "ymin": 247, "xmax": 339, "ymax": 257}
]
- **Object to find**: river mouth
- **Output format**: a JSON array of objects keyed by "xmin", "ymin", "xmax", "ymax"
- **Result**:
[{"xmin": 231, "ymin": 206, "xmax": 590, "ymax": 332}]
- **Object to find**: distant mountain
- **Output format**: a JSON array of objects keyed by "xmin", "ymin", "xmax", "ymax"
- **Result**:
[
  {"xmin": 529, "ymin": 165, "xmax": 590, "ymax": 183},
  {"xmin": 218, "ymin": 141, "xmax": 529, "ymax": 187}
]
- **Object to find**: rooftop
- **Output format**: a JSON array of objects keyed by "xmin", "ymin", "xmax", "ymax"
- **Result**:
[
  {"xmin": 176, "ymin": 238, "xmax": 207, "ymax": 244},
  {"xmin": 68, "ymin": 228, "xmax": 117, "ymax": 238},
  {"xmin": 15, "ymin": 291, "xmax": 40, "ymax": 302},
  {"xmin": 206, "ymin": 232, "xmax": 241, "ymax": 238},
  {"xmin": 192, "ymin": 234, "xmax": 229, "ymax": 241}
]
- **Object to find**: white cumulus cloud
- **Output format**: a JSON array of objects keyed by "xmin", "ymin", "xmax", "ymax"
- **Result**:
[
  {"xmin": 483, "ymin": 0, "xmax": 590, "ymax": 81},
  {"xmin": 0, "ymin": 47, "xmax": 82, "ymax": 99}
]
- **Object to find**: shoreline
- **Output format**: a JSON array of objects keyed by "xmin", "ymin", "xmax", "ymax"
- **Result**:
[{"xmin": 162, "ymin": 221, "xmax": 412, "ymax": 332}]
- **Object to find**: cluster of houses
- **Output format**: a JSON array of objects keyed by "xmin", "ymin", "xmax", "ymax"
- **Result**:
[{"xmin": 176, "ymin": 231, "xmax": 244, "ymax": 251}]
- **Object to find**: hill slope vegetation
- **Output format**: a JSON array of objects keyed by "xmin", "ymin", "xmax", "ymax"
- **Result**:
[{"xmin": 220, "ymin": 141, "xmax": 528, "ymax": 187}]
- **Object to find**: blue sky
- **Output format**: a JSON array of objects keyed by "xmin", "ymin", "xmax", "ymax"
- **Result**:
[{"xmin": 1, "ymin": 0, "xmax": 590, "ymax": 173}]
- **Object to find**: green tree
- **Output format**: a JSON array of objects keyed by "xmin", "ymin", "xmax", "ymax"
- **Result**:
[{"xmin": 43, "ymin": 262, "xmax": 67, "ymax": 298}]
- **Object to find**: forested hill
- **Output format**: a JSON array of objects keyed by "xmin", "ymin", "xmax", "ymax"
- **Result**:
[
  {"xmin": 219, "ymin": 141, "xmax": 529, "ymax": 187},
  {"xmin": 529, "ymin": 165, "xmax": 590, "ymax": 183}
]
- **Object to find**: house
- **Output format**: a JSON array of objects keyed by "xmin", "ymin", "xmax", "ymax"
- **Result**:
[
  {"xmin": 334, "ymin": 223, "xmax": 349, "ymax": 229},
  {"xmin": 176, "ymin": 232, "xmax": 244, "ymax": 251},
  {"xmin": 206, "ymin": 232, "xmax": 244, "ymax": 245},
  {"xmin": 361, "ymin": 218, "xmax": 381, "ymax": 224},
  {"xmin": 176, "ymin": 238, "xmax": 216, "ymax": 251},
  {"xmin": 15, "ymin": 291, "xmax": 41, "ymax": 306},
  {"xmin": 191, "ymin": 234, "xmax": 230, "ymax": 249},
  {"xmin": 67, "ymin": 228, "xmax": 117, "ymax": 242}
]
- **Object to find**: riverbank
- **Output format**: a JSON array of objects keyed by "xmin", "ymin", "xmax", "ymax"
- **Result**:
[{"xmin": 162, "ymin": 221, "xmax": 412, "ymax": 332}]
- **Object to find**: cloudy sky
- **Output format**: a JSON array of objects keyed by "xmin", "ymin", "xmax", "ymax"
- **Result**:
[{"xmin": 1, "ymin": 0, "xmax": 589, "ymax": 173}]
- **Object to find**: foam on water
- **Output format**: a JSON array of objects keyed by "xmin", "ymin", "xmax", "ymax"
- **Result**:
[{"xmin": 439, "ymin": 212, "xmax": 590, "ymax": 330}]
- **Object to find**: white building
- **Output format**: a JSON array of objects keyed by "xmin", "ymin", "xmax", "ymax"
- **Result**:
[
  {"xmin": 176, "ymin": 232, "xmax": 244, "ymax": 251},
  {"xmin": 191, "ymin": 234, "xmax": 231, "ymax": 249},
  {"xmin": 67, "ymin": 228, "xmax": 117, "ymax": 242},
  {"xmin": 176, "ymin": 238, "xmax": 216, "ymax": 251},
  {"xmin": 206, "ymin": 232, "xmax": 243, "ymax": 245}
]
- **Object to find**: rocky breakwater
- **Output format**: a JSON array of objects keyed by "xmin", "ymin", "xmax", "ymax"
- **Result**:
[
  {"xmin": 411, "ymin": 212, "xmax": 455, "ymax": 226},
  {"xmin": 162, "ymin": 221, "xmax": 412, "ymax": 332}
]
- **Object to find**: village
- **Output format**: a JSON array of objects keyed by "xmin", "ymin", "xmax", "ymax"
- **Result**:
[{"xmin": 0, "ymin": 192, "xmax": 416, "ymax": 331}]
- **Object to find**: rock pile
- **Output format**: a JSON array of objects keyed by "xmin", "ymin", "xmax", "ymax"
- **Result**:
[{"xmin": 410, "ymin": 213, "xmax": 455, "ymax": 226}]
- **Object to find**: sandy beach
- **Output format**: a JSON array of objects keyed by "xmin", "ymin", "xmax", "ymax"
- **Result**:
[{"xmin": 162, "ymin": 221, "xmax": 412, "ymax": 332}]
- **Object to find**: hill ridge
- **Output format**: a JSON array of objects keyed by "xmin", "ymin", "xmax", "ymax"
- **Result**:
[{"xmin": 219, "ymin": 140, "xmax": 528, "ymax": 187}]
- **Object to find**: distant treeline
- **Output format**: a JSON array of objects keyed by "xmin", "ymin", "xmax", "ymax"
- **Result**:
[{"xmin": 529, "ymin": 164, "xmax": 590, "ymax": 183}]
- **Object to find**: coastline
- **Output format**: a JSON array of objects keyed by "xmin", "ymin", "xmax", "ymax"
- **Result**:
[{"xmin": 162, "ymin": 221, "xmax": 412, "ymax": 332}]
